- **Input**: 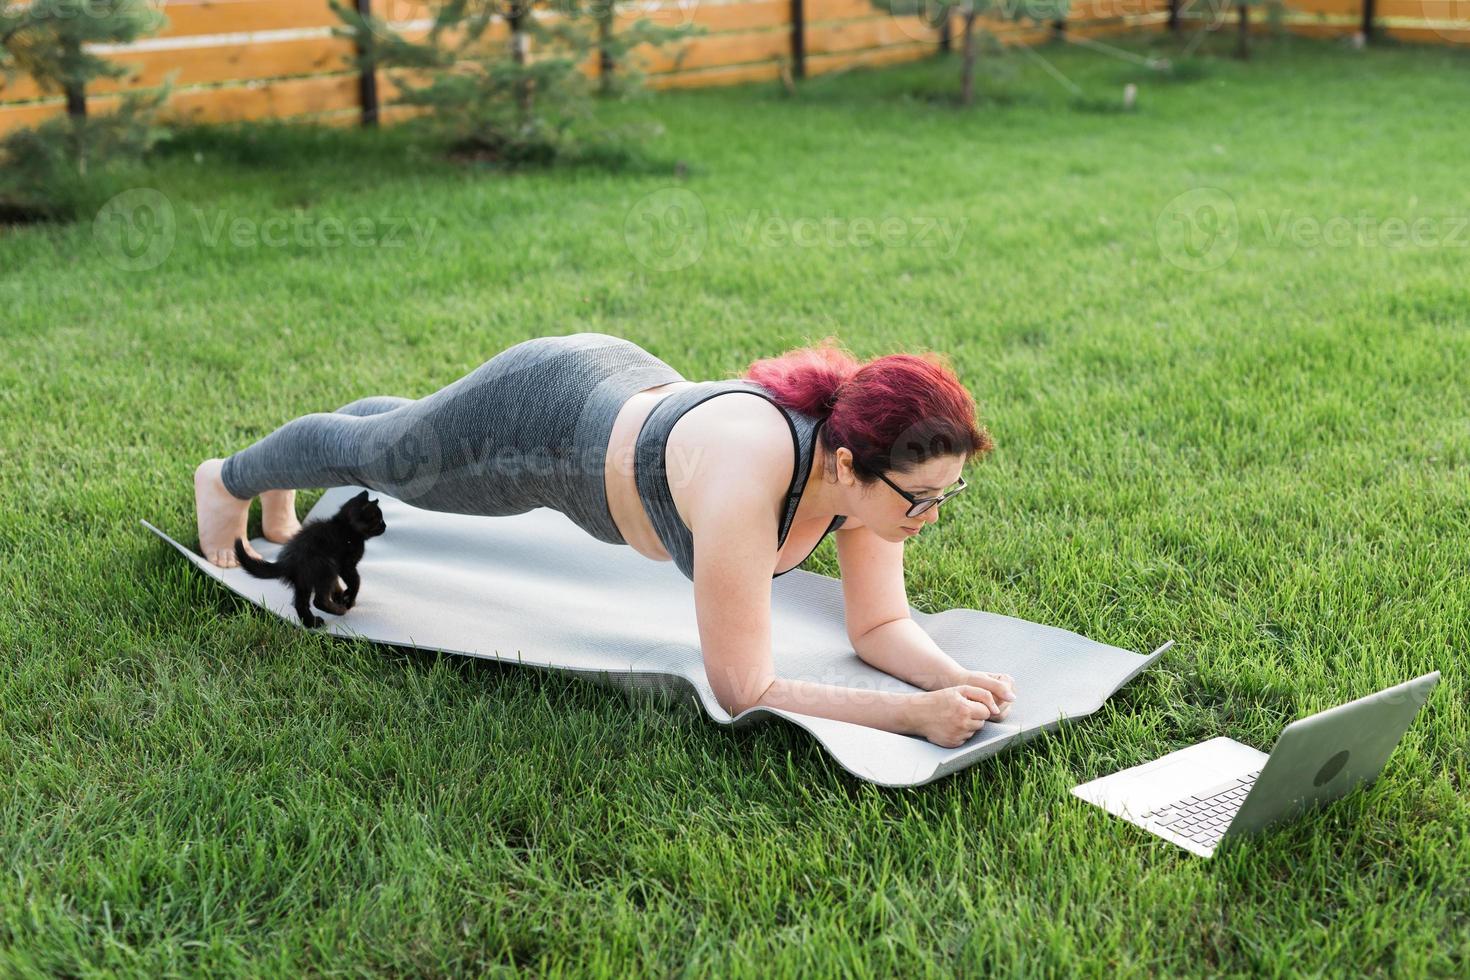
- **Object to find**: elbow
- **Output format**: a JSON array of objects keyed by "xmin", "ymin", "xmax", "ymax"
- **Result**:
[
  {"xmin": 848, "ymin": 614, "xmax": 911, "ymax": 652},
  {"xmin": 715, "ymin": 674, "xmax": 777, "ymax": 717}
]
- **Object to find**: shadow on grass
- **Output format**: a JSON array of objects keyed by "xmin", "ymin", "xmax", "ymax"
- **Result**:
[
  {"xmin": 1105, "ymin": 56, "xmax": 1214, "ymax": 88},
  {"xmin": 0, "ymin": 200, "xmax": 66, "ymax": 227},
  {"xmin": 155, "ymin": 117, "xmax": 690, "ymax": 180},
  {"xmin": 907, "ymin": 87, "xmax": 1040, "ymax": 110}
]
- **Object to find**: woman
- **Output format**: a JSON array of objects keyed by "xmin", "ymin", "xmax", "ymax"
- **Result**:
[{"xmin": 194, "ymin": 332, "xmax": 1014, "ymax": 748}]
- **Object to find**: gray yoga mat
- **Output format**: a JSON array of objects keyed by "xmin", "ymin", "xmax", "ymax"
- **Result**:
[{"xmin": 144, "ymin": 485, "xmax": 1169, "ymax": 787}]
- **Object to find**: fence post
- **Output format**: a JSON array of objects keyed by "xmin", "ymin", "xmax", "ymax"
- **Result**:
[
  {"xmin": 940, "ymin": 13, "xmax": 952, "ymax": 51},
  {"xmin": 1361, "ymin": 0, "xmax": 1376, "ymax": 41},
  {"xmin": 355, "ymin": 0, "xmax": 379, "ymax": 127},
  {"xmin": 61, "ymin": 37, "xmax": 86, "ymax": 118},
  {"xmin": 599, "ymin": 4, "xmax": 615, "ymax": 90},
  {"xmin": 1167, "ymin": 0, "xmax": 1180, "ymax": 33},
  {"xmin": 791, "ymin": 0, "xmax": 806, "ymax": 78}
]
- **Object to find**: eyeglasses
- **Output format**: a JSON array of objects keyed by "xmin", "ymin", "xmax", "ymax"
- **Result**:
[{"xmin": 876, "ymin": 472, "xmax": 968, "ymax": 518}]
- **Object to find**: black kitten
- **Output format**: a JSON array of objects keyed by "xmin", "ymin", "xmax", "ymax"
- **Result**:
[{"xmin": 233, "ymin": 490, "xmax": 387, "ymax": 628}]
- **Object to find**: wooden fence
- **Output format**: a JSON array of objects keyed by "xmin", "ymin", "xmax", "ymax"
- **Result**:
[
  {"xmin": 0, "ymin": 0, "xmax": 1465, "ymax": 137},
  {"xmin": 1171, "ymin": 0, "xmax": 1470, "ymax": 42}
]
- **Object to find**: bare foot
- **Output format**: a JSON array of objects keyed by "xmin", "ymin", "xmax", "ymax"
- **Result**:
[
  {"xmin": 195, "ymin": 458, "xmax": 261, "ymax": 568},
  {"xmin": 261, "ymin": 489, "xmax": 302, "ymax": 543}
]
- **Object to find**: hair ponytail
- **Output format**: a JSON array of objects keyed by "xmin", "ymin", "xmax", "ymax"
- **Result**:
[{"xmin": 741, "ymin": 336, "xmax": 859, "ymax": 418}]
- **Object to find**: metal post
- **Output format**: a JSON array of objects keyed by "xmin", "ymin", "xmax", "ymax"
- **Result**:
[
  {"xmin": 355, "ymin": 0, "xmax": 379, "ymax": 127},
  {"xmin": 791, "ymin": 0, "xmax": 806, "ymax": 78},
  {"xmin": 62, "ymin": 36, "xmax": 86, "ymax": 118},
  {"xmin": 599, "ymin": 5, "xmax": 615, "ymax": 89}
]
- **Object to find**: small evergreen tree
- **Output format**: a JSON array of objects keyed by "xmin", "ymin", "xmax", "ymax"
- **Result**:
[
  {"xmin": 572, "ymin": 0, "xmax": 694, "ymax": 97},
  {"xmin": 0, "ymin": 0, "xmax": 171, "ymax": 215},
  {"xmin": 869, "ymin": 0, "xmax": 1068, "ymax": 106},
  {"xmin": 331, "ymin": 0, "xmax": 698, "ymax": 164},
  {"xmin": 0, "ymin": 87, "xmax": 170, "ymax": 214}
]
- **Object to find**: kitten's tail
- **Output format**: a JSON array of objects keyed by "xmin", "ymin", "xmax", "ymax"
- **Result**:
[{"xmin": 233, "ymin": 538, "xmax": 283, "ymax": 579}]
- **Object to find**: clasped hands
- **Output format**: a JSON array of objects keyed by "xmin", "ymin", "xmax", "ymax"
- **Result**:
[{"xmin": 910, "ymin": 669, "xmax": 1017, "ymax": 749}]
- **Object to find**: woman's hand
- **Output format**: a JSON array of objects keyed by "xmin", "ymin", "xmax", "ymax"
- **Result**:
[
  {"xmin": 953, "ymin": 670, "xmax": 1016, "ymax": 722},
  {"xmin": 909, "ymin": 680, "xmax": 1013, "ymax": 748}
]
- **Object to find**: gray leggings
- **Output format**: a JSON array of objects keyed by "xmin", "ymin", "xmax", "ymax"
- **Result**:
[{"xmin": 218, "ymin": 333, "xmax": 686, "ymax": 545}]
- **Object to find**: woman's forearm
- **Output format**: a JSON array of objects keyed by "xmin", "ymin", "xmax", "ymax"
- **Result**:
[
  {"xmin": 851, "ymin": 617, "xmax": 968, "ymax": 692},
  {"xmin": 752, "ymin": 676, "xmax": 920, "ymax": 736}
]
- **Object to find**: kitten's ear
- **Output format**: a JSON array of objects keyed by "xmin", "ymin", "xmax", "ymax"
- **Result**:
[
  {"xmin": 369, "ymin": 498, "xmax": 379, "ymax": 505},
  {"xmin": 353, "ymin": 490, "xmax": 369, "ymax": 502}
]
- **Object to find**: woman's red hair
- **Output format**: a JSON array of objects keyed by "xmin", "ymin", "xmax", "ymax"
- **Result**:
[{"xmin": 740, "ymin": 336, "xmax": 994, "ymax": 480}]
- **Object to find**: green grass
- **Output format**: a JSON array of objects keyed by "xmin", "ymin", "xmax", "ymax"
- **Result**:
[{"xmin": 2, "ymin": 30, "xmax": 1467, "ymax": 975}]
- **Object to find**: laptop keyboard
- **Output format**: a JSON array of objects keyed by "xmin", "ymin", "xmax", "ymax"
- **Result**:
[{"xmin": 1139, "ymin": 769, "xmax": 1263, "ymax": 847}]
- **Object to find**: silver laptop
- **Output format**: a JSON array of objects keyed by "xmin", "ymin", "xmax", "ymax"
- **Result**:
[{"xmin": 1072, "ymin": 671, "xmax": 1440, "ymax": 858}]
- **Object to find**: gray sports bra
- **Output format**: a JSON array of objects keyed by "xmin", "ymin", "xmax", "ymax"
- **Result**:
[{"xmin": 632, "ymin": 380, "xmax": 847, "ymax": 582}]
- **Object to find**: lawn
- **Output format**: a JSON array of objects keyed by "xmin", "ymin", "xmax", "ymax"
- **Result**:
[{"xmin": 1, "ymin": 29, "xmax": 1466, "ymax": 975}]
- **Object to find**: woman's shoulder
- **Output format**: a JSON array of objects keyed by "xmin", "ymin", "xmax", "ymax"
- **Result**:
[
  {"xmin": 664, "ymin": 388, "xmax": 796, "ymax": 513},
  {"xmin": 671, "ymin": 384, "xmax": 794, "ymax": 451}
]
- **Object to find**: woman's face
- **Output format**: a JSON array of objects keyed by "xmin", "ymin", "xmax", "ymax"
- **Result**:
[{"xmin": 858, "ymin": 454, "xmax": 968, "ymax": 542}]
